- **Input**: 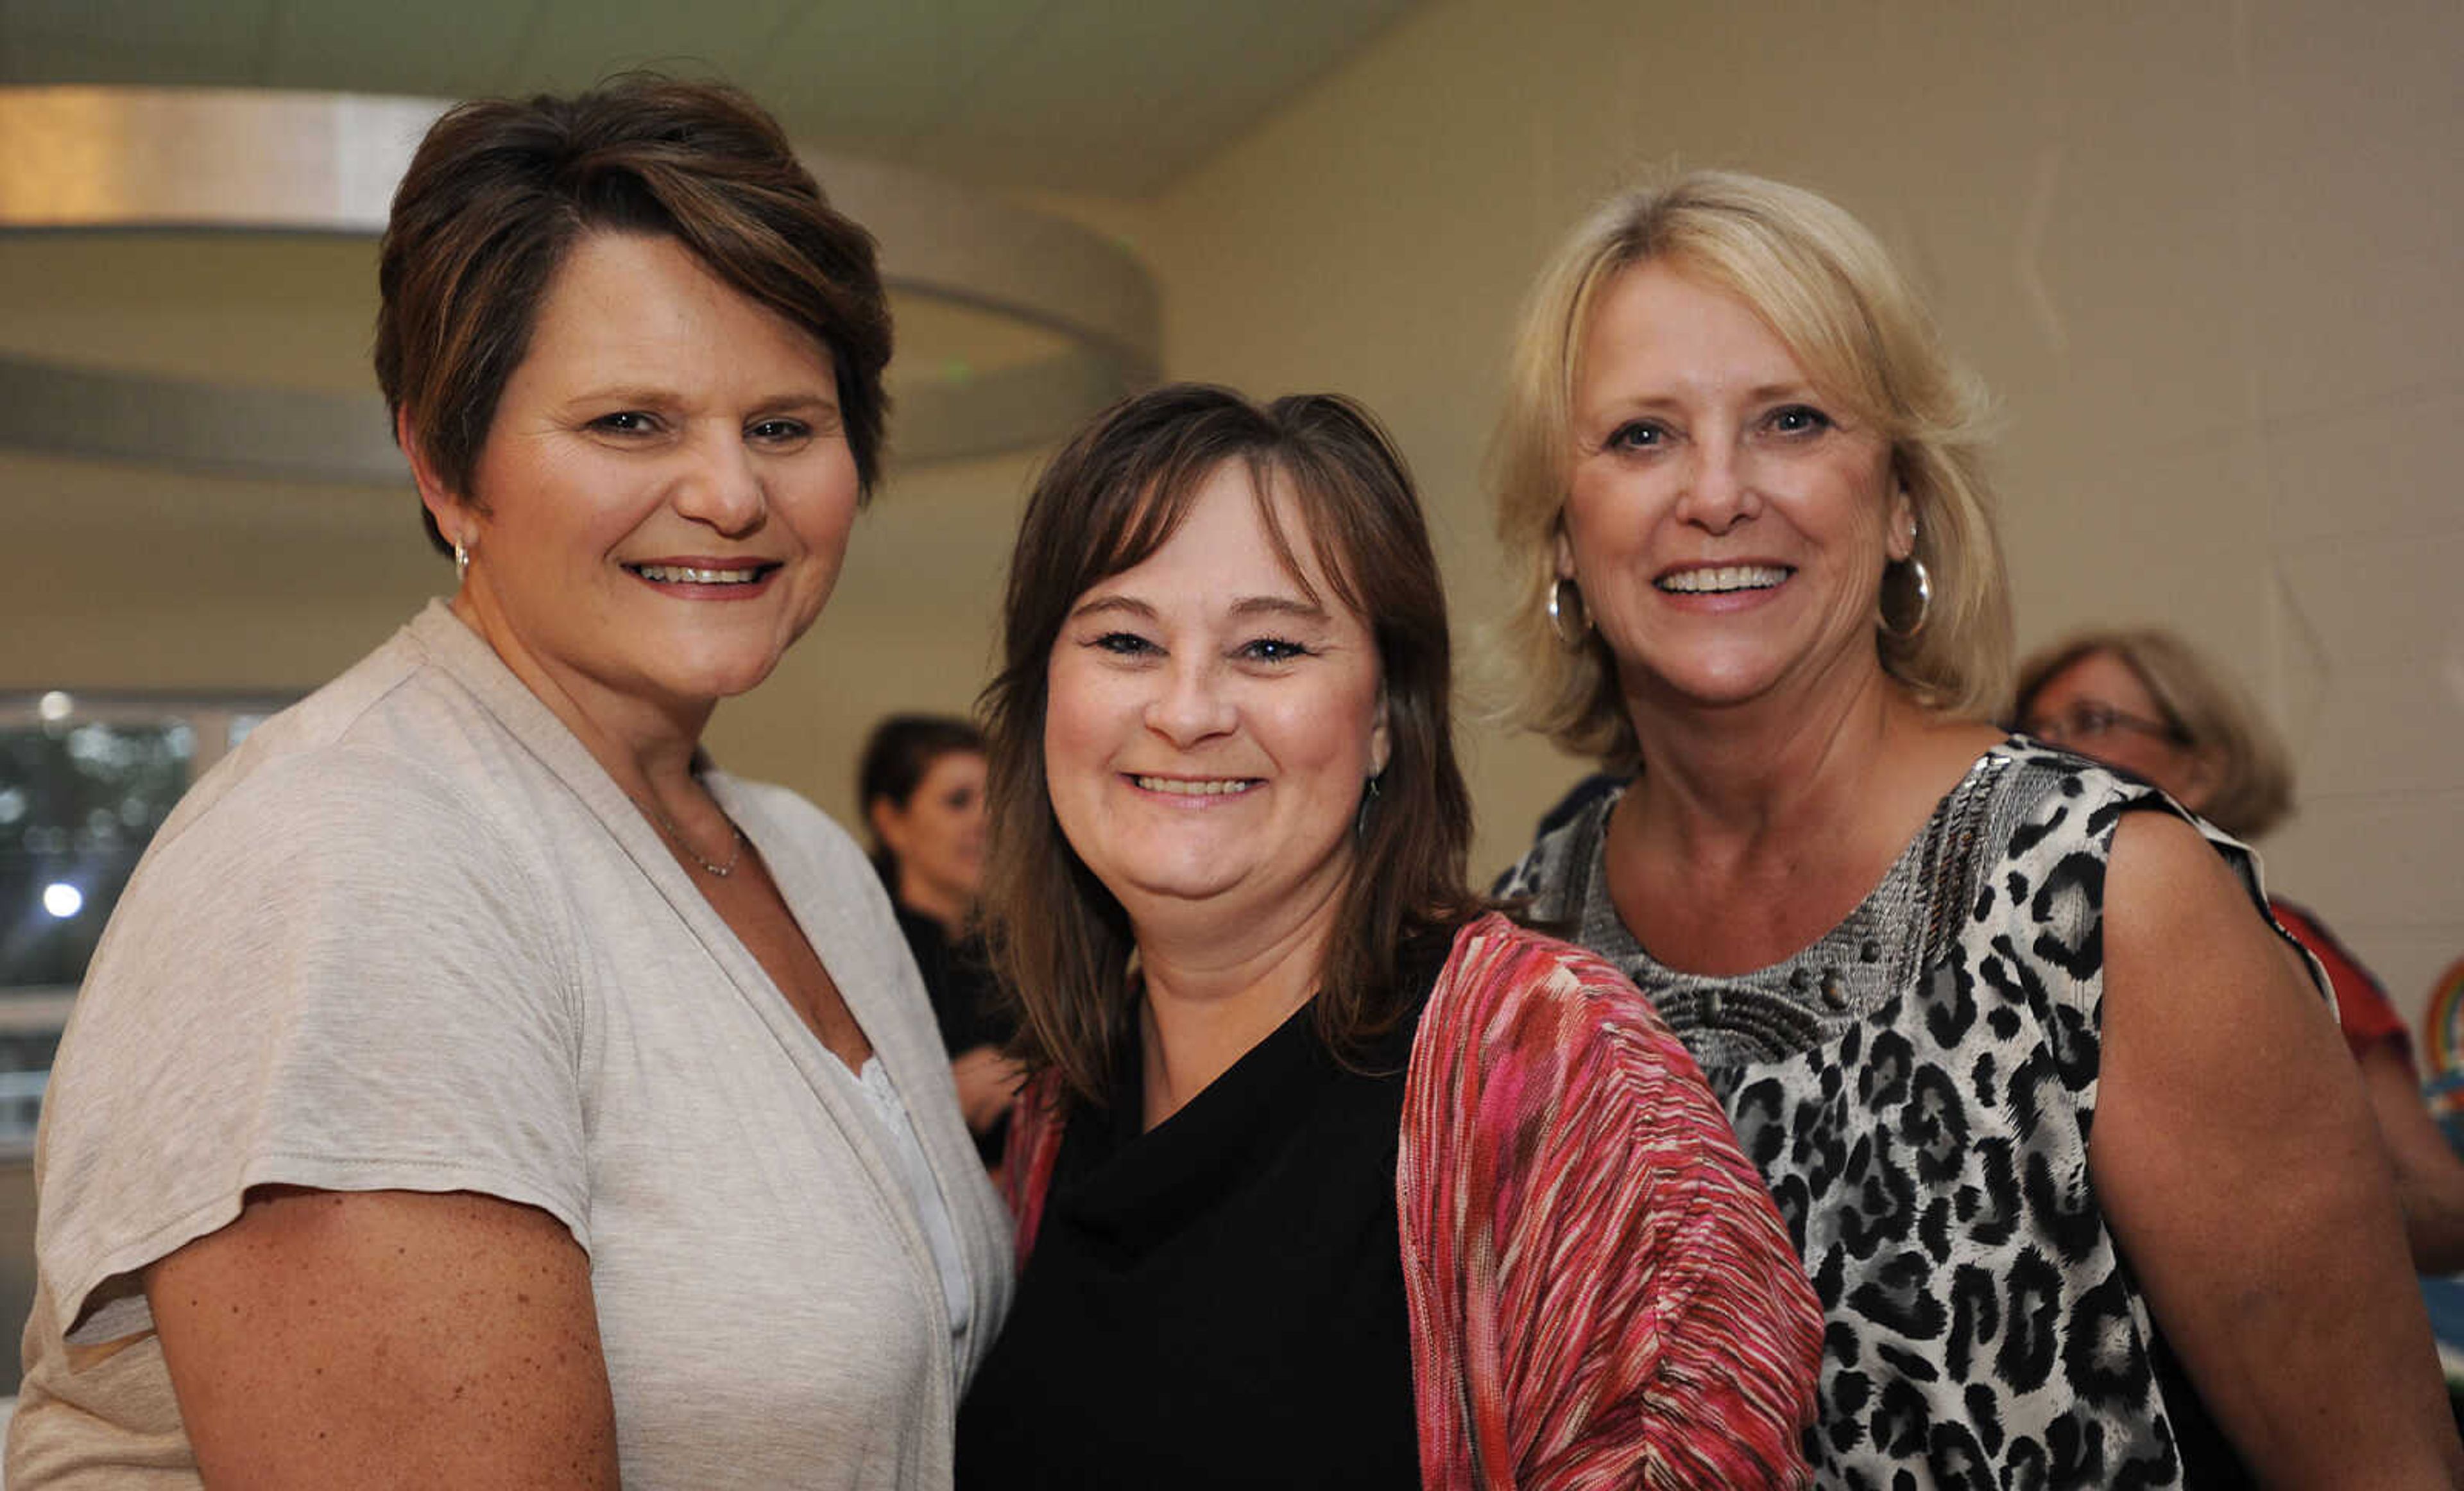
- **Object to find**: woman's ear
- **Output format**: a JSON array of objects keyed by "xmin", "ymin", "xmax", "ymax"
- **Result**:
[
  {"xmin": 1887, "ymin": 488, "xmax": 1918, "ymax": 564},
  {"xmin": 1368, "ymin": 691, "xmax": 1393, "ymax": 780},
  {"xmin": 1553, "ymin": 524, "xmax": 1577, "ymax": 580},
  {"xmin": 868, "ymin": 796, "xmax": 911, "ymax": 859},
  {"xmin": 399, "ymin": 407, "xmax": 473, "ymax": 546},
  {"xmin": 2176, "ymin": 745, "xmax": 2228, "ymax": 817}
]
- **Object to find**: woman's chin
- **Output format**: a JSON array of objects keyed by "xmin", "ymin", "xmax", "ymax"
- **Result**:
[
  {"xmin": 1618, "ymin": 623, "xmax": 1889, "ymax": 719},
  {"xmin": 1105, "ymin": 866, "xmax": 1242, "ymax": 911},
  {"xmin": 1625, "ymin": 655, "xmax": 1792, "ymax": 715},
  {"xmin": 623, "ymin": 653, "xmax": 787, "ymax": 712}
]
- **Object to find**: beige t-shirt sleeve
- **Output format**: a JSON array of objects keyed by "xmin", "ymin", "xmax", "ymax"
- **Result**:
[{"xmin": 35, "ymin": 743, "xmax": 591, "ymax": 1345}]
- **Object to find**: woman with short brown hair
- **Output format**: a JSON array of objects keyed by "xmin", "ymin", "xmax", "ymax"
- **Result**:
[{"xmin": 11, "ymin": 76, "xmax": 1008, "ymax": 1490}]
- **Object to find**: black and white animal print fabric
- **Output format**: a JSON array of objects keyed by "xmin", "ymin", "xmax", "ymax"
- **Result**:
[{"xmin": 1500, "ymin": 739, "xmax": 2291, "ymax": 1490}]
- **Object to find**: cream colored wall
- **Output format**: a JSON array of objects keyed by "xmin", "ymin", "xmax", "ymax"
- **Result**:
[{"xmin": 1136, "ymin": 0, "xmax": 2464, "ymax": 1025}]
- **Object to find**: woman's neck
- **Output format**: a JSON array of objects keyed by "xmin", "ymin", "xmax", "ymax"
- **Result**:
[
  {"xmin": 1130, "ymin": 876, "xmax": 1344, "ymax": 1131},
  {"xmin": 1607, "ymin": 657, "xmax": 2004, "ymax": 974},
  {"xmin": 1621, "ymin": 655, "xmax": 1918, "ymax": 857},
  {"xmin": 448, "ymin": 590, "xmax": 714, "ymax": 817},
  {"xmin": 896, "ymin": 872, "xmax": 970, "ymax": 938}
]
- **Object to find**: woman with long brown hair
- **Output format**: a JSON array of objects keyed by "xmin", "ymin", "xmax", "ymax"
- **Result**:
[{"xmin": 955, "ymin": 383, "xmax": 1820, "ymax": 1488}]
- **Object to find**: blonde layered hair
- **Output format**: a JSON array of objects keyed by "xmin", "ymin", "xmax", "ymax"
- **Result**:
[
  {"xmin": 2012, "ymin": 628, "xmax": 2296, "ymax": 840},
  {"xmin": 1493, "ymin": 171, "xmax": 2011, "ymax": 770}
]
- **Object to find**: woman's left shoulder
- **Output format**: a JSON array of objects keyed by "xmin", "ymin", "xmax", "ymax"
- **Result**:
[
  {"xmin": 1441, "ymin": 911, "xmax": 1646, "ymax": 995},
  {"xmin": 1990, "ymin": 735, "xmax": 2250, "ymax": 862},
  {"xmin": 1426, "ymin": 913, "xmax": 1688, "ymax": 1065},
  {"xmin": 710, "ymin": 771, "xmax": 837, "ymax": 831},
  {"xmin": 1974, "ymin": 738, "xmax": 2313, "ymax": 1002},
  {"xmin": 1985, "ymin": 737, "xmax": 2271, "ymax": 906}
]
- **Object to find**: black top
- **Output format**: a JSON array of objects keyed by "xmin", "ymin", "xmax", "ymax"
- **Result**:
[
  {"xmin": 893, "ymin": 902, "xmax": 1011, "ymax": 1165},
  {"xmin": 893, "ymin": 903, "xmax": 1009, "ymax": 1056},
  {"xmin": 954, "ymin": 942, "xmax": 1447, "ymax": 1490}
]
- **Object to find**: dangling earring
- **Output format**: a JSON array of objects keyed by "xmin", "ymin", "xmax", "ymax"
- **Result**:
[
  {"xmin": 454, "ymin": 539, "xmax": 470, "ymax": 584},
  {"xmin": 1546, "ymin": 576, "xmax": 1592, "ymax": 651},
  {"xmin": 1355, "ymin": 772, "xmax": 1383, "ymax": 842},
  {"xmin": 1882, "ymin": 519, "xmax": 1931, "ymax": 640}
]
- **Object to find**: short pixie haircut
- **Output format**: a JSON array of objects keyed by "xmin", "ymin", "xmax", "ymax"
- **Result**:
[
  {"xmin": 2012, "ymin": 627, "xmax": 2296, "ymax": 840},
  {"xmin": 375, "ymin": 74, "xmax": 891, "ymax": 553},
  {"xmin": 1493, "ymin": 170, "xmax": 2011, "ymax": 770},
  {"xmin": 980, "ymin": 383, "xmax": 1484, "ymax": 1105}
]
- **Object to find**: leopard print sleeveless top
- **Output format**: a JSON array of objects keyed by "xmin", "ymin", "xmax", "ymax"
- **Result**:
[{"xmin": 1501, "ymin": 739, "xmax": 2282, "ymax": 1489}]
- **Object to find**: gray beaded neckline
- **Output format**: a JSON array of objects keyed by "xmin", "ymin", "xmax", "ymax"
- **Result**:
[{"xmin": 1571, "ymin": 747, "xmax": 2025, "ymax": 1068}]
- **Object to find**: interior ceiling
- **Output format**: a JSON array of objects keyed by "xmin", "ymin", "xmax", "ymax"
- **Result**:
[{"xmin": 0, "ymin": 0, "xmax": 1420, "ymax": 197}]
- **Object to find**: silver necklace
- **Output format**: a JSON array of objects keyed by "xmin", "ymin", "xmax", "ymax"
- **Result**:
[{"xmin": 646, "ymin": 802, "xmax": 748, "ymax": 879}]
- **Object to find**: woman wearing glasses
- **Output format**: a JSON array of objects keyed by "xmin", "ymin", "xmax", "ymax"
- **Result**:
[{"xmin": 2015, "ymin": 626, "xmax": 2464, "ymax": 1272}]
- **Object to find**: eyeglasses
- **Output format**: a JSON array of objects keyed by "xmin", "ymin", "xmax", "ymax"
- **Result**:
[{"xmin": 2023, "ymin": 702, "xmax": 2188, "ymax": 748}]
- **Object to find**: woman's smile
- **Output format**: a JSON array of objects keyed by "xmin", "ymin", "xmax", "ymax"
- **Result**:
[
  {"xmin": 1653, "ymin": 562, "xmax": 1795, "ymax": 596},
  {"xmin": 1127, "ymin": 773, "xmax": 1264, "ymax": 798},
  {"xmin": 621, "ymin": 557, "xmax": 785, "ymax": 594}
]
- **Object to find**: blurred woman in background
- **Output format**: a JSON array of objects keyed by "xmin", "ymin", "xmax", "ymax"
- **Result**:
[
  {"xmin": 1493, "ymin": 169, "xmax": 2458, "ymax": 1485},
  {"xmin": 2016, "ymin": 625, "xmax": 2464, "ymax": 1272},
  {"xmin": 860, "ymin": 714, "xmax": 1018, "ymax": 1155},
  {"xmin": 957, "ymin": 383, "xmax": 1820, "ymax": 1488},
  {"xmin": 10, "ymin": 77, "xmax": 1008, "ymax": 1489}
]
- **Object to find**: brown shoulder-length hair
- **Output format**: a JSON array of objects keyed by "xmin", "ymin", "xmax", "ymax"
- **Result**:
[
  {"xmin": 375, "ymin": 73, "xmax": 891, "ymax": 553},
  {"xmin": 980, "ymin": 383, "xmax": 1485, "ymax": 1107}
]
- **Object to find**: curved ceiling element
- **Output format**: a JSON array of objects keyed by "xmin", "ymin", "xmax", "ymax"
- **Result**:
[{"xmin": 0, "ymin": 86, "xmax": 1159, "ymax": 483}]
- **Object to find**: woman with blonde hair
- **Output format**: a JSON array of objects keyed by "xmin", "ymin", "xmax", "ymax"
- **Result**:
[
  {"xmin": 1493, "ymin": 170, "xmax": 2460, "ymax": 1485},
  {"xmin": 2017, "ymin": 625, "xmax": 2464, "ymax": 1272}
]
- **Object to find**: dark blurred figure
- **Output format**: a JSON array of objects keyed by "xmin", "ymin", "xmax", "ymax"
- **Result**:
[
  {"xmin": 860, "ymin": 715, "xmax": 1018, "ymax": 1160},
  {"xmin": 2017, "ymin": 626, "xmax": 2464, "ymax": 1272}
]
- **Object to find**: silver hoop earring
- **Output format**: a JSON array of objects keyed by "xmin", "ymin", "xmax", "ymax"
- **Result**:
[
  {"xmin": 1883, "ymin": 555, "xmax": 1932, "ymax": 640},
  {"xmin": 1546, "ymin": 576, "xmax": 1592, "ymax": 651},
  {"xmin": 453, "ymin": 540, "xmax": 470, "ymax": 583}
]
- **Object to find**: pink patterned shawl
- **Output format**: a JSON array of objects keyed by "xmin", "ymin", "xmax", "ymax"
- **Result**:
[{"xmin": 1002, "ymin": 912, "xmax": 1821, "ymax": 1488}]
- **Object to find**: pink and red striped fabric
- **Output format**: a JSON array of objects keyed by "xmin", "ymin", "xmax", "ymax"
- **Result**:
[{"xmin": 1005, "ymin": 913, "xmax": 1822, "ymax": 1488}]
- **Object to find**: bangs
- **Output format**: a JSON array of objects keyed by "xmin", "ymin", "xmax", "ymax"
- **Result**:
[
  {"xmin": 1674, "ymin": 243, "xmax": 1901, "ymax": 440},
  {"xmin": 1077, "ymin": 449, "xmax": 1364, "ymax": 623}
]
